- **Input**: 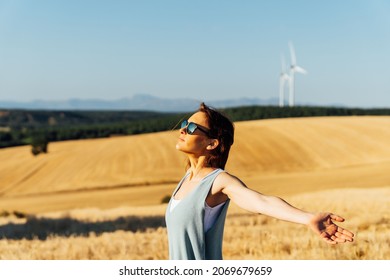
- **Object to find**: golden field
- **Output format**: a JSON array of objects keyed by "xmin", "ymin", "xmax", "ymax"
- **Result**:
[{"xmin": 0, "ymin": 116, "xmax": 389, "ymax": 259}]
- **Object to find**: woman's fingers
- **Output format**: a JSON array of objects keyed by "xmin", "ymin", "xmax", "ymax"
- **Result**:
[{"xmin": 330, "ymin": 214, "xmax": 345, "ymax": 222}]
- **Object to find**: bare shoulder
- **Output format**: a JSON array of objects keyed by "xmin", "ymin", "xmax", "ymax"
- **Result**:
[
  {"xmin": 212, "ymin": 171, "xmax": 247, "ymax": 193},
  {"xmin": 215, "ymin": 170, "xmax": 234, "ymax": 184}
]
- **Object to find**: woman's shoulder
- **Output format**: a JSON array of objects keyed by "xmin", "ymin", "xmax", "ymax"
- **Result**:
[{"xmin": 214, "ymin": 170, "xmax": 242, "ymax": 188}]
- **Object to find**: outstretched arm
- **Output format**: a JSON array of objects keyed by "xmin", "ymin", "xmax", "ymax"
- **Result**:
[{"xmin": 217, "ymin": 173, "xmax": 354, "ymax": 244}]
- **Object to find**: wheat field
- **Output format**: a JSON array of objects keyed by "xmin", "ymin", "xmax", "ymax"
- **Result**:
[{"xmin": 0, "ymin": 116, "xmax": 390, "ymax": 259}]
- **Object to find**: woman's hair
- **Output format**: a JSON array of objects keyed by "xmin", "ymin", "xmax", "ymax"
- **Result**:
[{"xmin": 195, "ymin": 102, "xmax": 235, "ymax": 169}]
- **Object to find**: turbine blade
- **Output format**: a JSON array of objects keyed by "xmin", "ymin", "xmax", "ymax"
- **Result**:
[
  {"xmin": 295, "ymin": 66, "xmax": 307, "ymax": 74},
  {"xmin": 280, "ymin": 54, "xmax": 286, "ymax": 72},
  {"xmin": 288, "ymin": 41, "xmax": 296, "ymax": 65}
]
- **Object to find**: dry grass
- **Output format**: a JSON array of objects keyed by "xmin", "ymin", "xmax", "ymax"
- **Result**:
[
  {"xmin": 0, "ymin": 116, "xmax": 390, "ymax": 259},
  {"xmin": 223, "ymin": 187, "xmax": 390, "ymax": 260},
  {"xmin": 1, "ymin": 187, "xmax": 389, "ymax": 260}
]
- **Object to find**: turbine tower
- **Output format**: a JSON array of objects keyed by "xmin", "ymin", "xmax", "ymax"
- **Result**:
[
  {"xmin": 288, "ymin": 41, "xmax": 307, "ymax": 107},
  {"xmin": 279, "ymin": 54, "xmax": 290, "ymax": 107}
]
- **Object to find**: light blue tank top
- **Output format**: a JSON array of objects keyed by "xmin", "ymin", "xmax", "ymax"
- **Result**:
[{"xmin": 165, "ymin": 169, "xmax": 230, "ymax": 260}]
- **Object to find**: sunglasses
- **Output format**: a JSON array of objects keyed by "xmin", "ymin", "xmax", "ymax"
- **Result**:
[{"xmin": 180, "ymin": 120, "xmax": 211, "ymax": 136}]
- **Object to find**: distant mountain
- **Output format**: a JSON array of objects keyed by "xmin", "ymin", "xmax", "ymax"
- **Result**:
[{"xmin": 0, "ymin": 94, "xmax": 279, "ymax": 112}]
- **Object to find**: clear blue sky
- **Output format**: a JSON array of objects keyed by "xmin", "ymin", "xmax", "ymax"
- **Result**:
[{"xmin": 0, "ymin": 0, "xmax": 389, "ymax": 108}]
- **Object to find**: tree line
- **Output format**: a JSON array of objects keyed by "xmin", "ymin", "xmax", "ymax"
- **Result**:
[
  {"xmin": 0, "ymin": 111, "xmax": 183, "ymax": 150},
  {"xmin": 0, "ymin": 106, "xmax": 389, "ymax": 154}
]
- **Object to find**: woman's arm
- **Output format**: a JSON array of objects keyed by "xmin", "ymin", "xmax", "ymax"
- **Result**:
[
  {"xmin": 219, "ymin": 173, "xmax": 313, "ymax": 223},
  {"xmin": 216, "ymin": 172, "xmax": 354, "ymax": 244}
]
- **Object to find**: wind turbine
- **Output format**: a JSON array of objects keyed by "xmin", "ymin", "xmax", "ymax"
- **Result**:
[
  {"xmin": 288, "ymin": 41, "xmax": 307, "ymax": 107},
  {"xmin": 279, "ymin": 54, "xmax": 290, "ymax": 107}
]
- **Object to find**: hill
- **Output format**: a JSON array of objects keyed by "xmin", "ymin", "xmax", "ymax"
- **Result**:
[
  {"xmin": 1, "ymin": 105, "xmax": 389, "ymax": 149},
  {"xmin": 0, "ymin": 116, "xmax": 389, "ymax": 214},
  {"xmin": 0, "ymin": 94, "xmax": 278, "ymax": 112}
]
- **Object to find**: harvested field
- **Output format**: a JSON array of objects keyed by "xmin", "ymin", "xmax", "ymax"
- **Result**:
[{"xmin": 0, "ymin": 116, "xmax": 389, "ymax": 259}]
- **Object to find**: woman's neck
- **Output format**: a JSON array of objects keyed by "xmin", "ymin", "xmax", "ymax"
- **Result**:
[{"xmin": 187, "ymin": 156, "xmax": 213, "ymax": 181}]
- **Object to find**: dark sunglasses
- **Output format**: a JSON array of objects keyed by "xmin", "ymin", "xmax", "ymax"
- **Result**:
[{"xmin": 180, "ymin": 120, "xmax": 211, "ymax": 136}]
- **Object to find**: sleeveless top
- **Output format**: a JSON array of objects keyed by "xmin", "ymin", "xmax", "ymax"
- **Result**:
[
  {"xmin": 169, "ymin": 198, "xmax": 226, "ymax": 233},
  {"xmin": 165, "ymin": 169, "xmax": 230, "ymax": 260}
]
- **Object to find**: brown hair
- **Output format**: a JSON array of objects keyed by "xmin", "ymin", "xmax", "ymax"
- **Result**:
[{"xmin": 195, "ymin": 102, "xmax": 235, "ymax": 169}]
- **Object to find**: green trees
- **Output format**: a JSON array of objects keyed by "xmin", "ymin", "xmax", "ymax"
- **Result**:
[
  {"xmin": 30, "ymin": 133, "xmax": 49, "ymax": 156},
  {"xmin": 0, "ymin": 106, "xmax": 388, "ymax": 150}
]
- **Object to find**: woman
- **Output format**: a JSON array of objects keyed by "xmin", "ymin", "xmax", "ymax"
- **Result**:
[{"xmin": 165, "ymin": 103, "xmax": 354, "ymax": 260}]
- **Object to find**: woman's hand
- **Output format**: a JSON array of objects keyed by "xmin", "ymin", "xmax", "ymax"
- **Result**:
[{"xmin": 308, "ymin": 213, "xmax": 354, "ymax": 244}]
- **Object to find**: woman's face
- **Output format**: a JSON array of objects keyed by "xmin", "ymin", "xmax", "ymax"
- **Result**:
[{"xmin": 175, "ymin": 111, "xmax": 211, "ymax": 155}]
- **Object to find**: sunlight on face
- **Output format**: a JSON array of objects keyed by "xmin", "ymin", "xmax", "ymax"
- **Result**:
[{"xmin": 175, "ymin": 112, "xmax": 211, "ymax": 154}]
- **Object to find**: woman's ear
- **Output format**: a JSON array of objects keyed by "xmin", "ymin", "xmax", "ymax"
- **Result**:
[{"xmin": 206, "ymin": 139, "xmax": 219, "ymax": 150}]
